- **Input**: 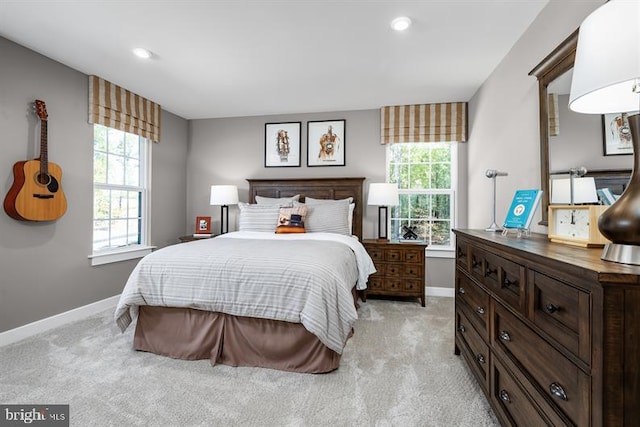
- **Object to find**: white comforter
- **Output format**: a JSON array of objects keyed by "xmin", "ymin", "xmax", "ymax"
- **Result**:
[{"xmin": 114, "ymin": 231, "xmax": 376, "ymax": 354}]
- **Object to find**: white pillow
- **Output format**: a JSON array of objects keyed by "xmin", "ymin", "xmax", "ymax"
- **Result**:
[
  {"xmin": 255, "ymin": 194, "xmax": 300, "ymax": 205},
  {"xmin": 302, "ymin": 197, "xmax": 355, "ymax": 234},
  {"xmin": 304, "ymin": 196, "xmax": 353, "ymax": 205},
  {"xmin": 305, "ymin": 202, "xmax": 350, "ymax": 235},
  {"xmin": 238, "ymin": 203, "xmax": 282, "ymax": 232}
]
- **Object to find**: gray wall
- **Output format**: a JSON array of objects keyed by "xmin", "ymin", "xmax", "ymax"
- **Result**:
[
  {"xmin": 467, "ymin": 0, "xmax": 605, "ymax": 232},
  {"xmin": 0, "ymin": 37, "xmax": 189, "ymax": 332}
]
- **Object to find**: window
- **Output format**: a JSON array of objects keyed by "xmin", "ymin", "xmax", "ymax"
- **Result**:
[
  {"xmin": 90, "ymin": 124, "xmax": 152, "ymax": 265},
  {"xmin": 387, "ymin": 142, "xmax": 457, "ymax": 251}
]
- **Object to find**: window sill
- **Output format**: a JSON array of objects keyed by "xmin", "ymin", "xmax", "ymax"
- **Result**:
[
  {"xmin": 426, "ymin": 249, "xmax": 455, "ymax": 259},
  {"xmin": 89, "ymin": 245, "xmax": 155, "ymax": 266}
]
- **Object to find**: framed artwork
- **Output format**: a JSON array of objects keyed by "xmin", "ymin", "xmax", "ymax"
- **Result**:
[
  {"xmin": 602, "ymin": 112, "xmax": 637, "ymax": 156},
  {"xmin": 307, "ymin": 119, "xmax": 346, "ymax": 167},
  {"xmin": 195, "ymin": 216, "xmax": 211, "ymax": 234},
  {"xmin": 264, "ymin": 122, "xmax": 301, "ymax": 167}
]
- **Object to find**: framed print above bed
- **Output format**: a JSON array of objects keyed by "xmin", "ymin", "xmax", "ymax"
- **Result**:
[
  {"xmin": 307, "ymin": 119, "xmax": 345, "ymax": 167},
  {"xmin": 602, "ymin": 112, "xmax": 637, "ymax": 156},
  {"xmin": 264, "ymin": 122, "xmax": 301, "ymax": 167}
]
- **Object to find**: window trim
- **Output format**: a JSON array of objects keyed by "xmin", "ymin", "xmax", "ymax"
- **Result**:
[
  {"xmin": 386, "ymin": 142, "xmax": 458, "ymax": 252},
  {"xmin": 90, "ymin": 127, "xmax": 153, "ymax": 266}
]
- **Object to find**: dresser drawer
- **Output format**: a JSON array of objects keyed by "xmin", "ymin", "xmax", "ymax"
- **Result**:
[
  {"xmin": 456, "ymin": 273, "xmax": 489, "ymax": 339},
  {"xmin": 456, "ymin": 239, "xmax": 470, "ymax": 272},
  {"xmin": 483, "ymin": 252, "xmax": 525, "ymax": 313},
  {"xmin": 528, "ymin": 271, "xmax": 591, "ymax": 364},
  {"xmin": 456, "ymin": 308, "xmax": 490, "ymax": 392},
  {"xmin": 493, "ymin": 303, "xmax": 590, "ymax": 426},
  {"xmin": 491, "ymin": 356, "xmax": 566, "ymax": 427}
]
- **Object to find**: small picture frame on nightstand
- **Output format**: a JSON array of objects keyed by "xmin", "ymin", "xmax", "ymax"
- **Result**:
[{"xmin": 194, "ymin": 216, "xmax": 212, "ymax": 237}]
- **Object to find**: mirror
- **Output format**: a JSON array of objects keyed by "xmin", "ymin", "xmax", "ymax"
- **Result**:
[{"xmin": 530, "ymin": 30, "xmax": 632, "ymax": 225}]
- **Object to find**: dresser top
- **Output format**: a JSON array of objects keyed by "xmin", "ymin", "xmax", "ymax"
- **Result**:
[{"xmin": 454, "ymin": 229, "xmax": 640, "ymax": 283}]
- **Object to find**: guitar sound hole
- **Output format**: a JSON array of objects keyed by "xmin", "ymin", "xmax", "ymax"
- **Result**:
[{"xmin": 36, "ymin": 172, "xmax": 51, "ymax": 186}]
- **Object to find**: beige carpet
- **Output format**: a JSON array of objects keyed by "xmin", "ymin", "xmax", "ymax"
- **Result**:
[{"xmin": 0, "ymin": 297, "xmax": 499, "ymax": 426}]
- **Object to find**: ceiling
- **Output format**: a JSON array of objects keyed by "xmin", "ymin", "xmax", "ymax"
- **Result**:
[{"xmin": 0, "ymin": 0, "xmax": 549, "ymax": 120}]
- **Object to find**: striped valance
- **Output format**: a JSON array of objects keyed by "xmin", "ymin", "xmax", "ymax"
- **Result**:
[
  {"xmin": 380, "ymin": 102, "xmax": 467, "ymax": 144},
  {"xmin": 89, "ymin": 75, "xmax": 161, "ymax": 142}
]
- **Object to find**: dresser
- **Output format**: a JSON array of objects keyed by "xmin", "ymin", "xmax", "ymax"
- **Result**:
[
  {"xmin": 362, "ymin": 239, "xmax": 426, "ymax": 306},
  {"xmin": 454, "ymin": 229, "xmax": 640, "ymax": 426}
]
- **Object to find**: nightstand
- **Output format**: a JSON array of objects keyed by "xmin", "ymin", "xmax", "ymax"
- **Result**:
[
  {"xmin": 362, "ymin": 239, "xmax": 427, "ymax": 306},
  {"xmin": 178, "ymin": 234, "xmax": 215, "ymax": 243}
]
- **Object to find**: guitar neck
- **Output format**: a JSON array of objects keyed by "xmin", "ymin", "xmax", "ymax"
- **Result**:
[{"xmin": 40, "ymin": 119, "xmax": 48, "ymax": 174}]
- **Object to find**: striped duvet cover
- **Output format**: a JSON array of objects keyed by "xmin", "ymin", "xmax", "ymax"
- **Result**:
[{"xmin": 115, "ymin": 231, "xmax": 376, "ymax": 354}]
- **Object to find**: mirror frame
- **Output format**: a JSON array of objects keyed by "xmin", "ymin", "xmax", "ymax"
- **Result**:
[{"xmin": 529, "ymin": 30, "xmax": 579, "ymax": 226}]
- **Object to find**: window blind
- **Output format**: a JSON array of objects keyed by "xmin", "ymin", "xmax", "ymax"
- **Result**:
[
  {"xmin": 380, "ymin": 102, "xmax": 467, "ymax": 144},
  {"xmin": 89, "ymin": 75, "xmax": 161, "ymax": 142}
]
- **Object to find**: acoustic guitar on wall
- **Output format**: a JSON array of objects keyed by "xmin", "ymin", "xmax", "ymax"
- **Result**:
[{"xmin": 4, "ymin": 100, "xmax": 67, "ymax": 221}]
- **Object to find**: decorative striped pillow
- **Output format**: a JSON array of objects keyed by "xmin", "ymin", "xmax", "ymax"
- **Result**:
[
  {"xmin": 238, "ymin": 203, "xmax": 283, "ymax": 232},
  {"xmin": 305, "ymin": 202, "xmax": 350, "ymax": 235}
]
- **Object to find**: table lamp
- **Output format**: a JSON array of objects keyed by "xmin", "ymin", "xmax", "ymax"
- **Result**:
[
  {"xmin": 210, "ymin": 184, "xmax": 238, "ymax": 235},
  {"xmin": 367, "ymin": 183, "xmax": 399, "ymax": 241},
  {"xmin": 485, "ymin": 169, "xmax": 508, "ymax": 232},
  {"xmin": 569, "ymin": 0, "xmax": 640, "ymax": 264}
]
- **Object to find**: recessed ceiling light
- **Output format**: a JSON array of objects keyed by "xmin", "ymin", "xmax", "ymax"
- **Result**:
[
  {"xmin": 390, "ymin": 16, "xmax": 411, "ymax": 32},
  {"xmin": 132, "ymin": 47, "xmax": 152, "ymax": 59}
]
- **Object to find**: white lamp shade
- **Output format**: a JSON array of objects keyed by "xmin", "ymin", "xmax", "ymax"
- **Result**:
[
  {"xmin": 569, "ymin": 0, "xmax": 640, "ymax": 114},
  {"xmin": 367, "ymin": 183, "xmax": 399, "ymax": 206},
  {"xmin": 550, "ymin": 177, "xmax": 598, "ymax": 204},
  {"xmin": 210, "ymin": 185, "xmax": 239, "ymax": 205}
]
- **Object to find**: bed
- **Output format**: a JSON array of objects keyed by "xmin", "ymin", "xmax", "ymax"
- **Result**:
[{"xmin": 115, "ymin": 177, "xmax": 375, "ymax": 373}]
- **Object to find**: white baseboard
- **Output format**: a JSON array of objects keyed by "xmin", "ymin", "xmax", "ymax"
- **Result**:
[
  {"xmin": 0, "ymin": 295, "xmax": 120, "ymax": 347},
  {"xmin": 426, "ymin": 286, "xmax": 455, "ymax": 297}
]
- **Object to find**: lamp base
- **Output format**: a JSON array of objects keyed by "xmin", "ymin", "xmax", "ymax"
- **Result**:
[
  {"xmin": 601, "ymin": 243, "xmax": 640, "ymax": 266},
  {"xmin": 485, "ymin": 222, "xmax": 502, "ymax": 232}
]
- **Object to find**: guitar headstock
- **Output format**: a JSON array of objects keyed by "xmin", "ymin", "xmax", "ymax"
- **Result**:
[{"xmin": 34, "ymin": 99, "xmax": 48, "ymax": 120}]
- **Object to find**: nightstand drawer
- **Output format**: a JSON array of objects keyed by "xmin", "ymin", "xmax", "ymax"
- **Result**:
[
  {"xmin": 403, "ymin": 248, "xmax": 423, "ymax": 263},
  {"xmin": 384, "ymin": 248, "xmax": 402, "ymax": 262},
  {"xmin": 367, "ymin": 247, "xmax": 384, "ymax": 262},
  {"xmin": 367, "ymin": 276, "xmax": 384, "ymax": 291},
  {"xmin": 402, "ymin": 264, "xmax": 422, "ymax": 278}
]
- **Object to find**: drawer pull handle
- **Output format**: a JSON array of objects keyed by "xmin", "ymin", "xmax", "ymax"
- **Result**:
[
  {"xmin": 476, "ymin": 354, "xmax": 486, "ymax": 364},
  {"xmin": 472, "ymin": 259, "xmax": 481, "ymax": 268},
  {"xmin": 499, "ymin": 331, "xmax": 511, "ymax": 342},
  {"xmin": 545, "ymin": 303, "xmax": 559, "ymax": 314},
  {"xmin": 499, "ymin": 390, "xmax": 511, "ymax": 403},
  {"xmin": 458, "ymin": 287, "xmax": 465, "ymax": 294},
  {"xmin": 476, "ymin": 307, "xmax": 486, "ymax": 315},
  {"xmin": 549, "ymin": 383, "xmax": 568, "ymax": 401},
  {"xmin": 484, "ymin": 267, "xmax": 497, "ymax": 277},
  {"xmin": 457, "ymin": 325, "xmax": 466, "ymax": 333},
  {"xmin": 503, "ymin": 278, "xmax": 516, "ymax": 287}
]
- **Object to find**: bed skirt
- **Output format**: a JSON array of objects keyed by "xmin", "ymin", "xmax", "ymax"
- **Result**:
[{"xmin": 133, "ymin": 306, "xmax": 343, "ymax": 373}]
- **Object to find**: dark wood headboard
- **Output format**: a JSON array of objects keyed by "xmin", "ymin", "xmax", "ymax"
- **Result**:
[{"xmin": 247, "ymin": 177, "xmax": 365, "ymax": 239}]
